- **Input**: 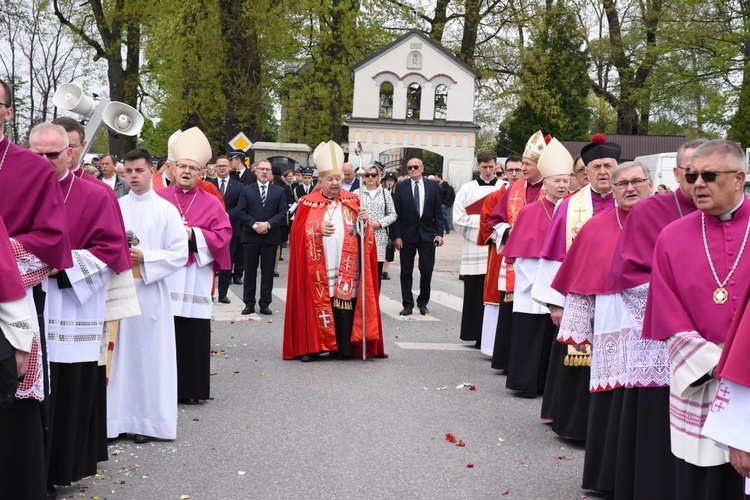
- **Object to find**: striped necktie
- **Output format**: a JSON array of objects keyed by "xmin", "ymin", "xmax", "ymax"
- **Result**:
[{"xmin": 260, "ymin": 184, "xmax": 267, "ymax": 206}]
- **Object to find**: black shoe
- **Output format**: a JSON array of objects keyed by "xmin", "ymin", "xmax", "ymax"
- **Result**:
[
  {"xmin": 259, "ymin": 307, "xmax": 272, "ymax": 315},
  {"xmin": 382, "ymin": 272, "xmax": 390, "ymax": 280},
  {"xmin": 47, "ymin": 486, "xmax": 57, "ymax": 499},
  {"xmin": 279, "ymin": 256, "xmax": 284, "ymax": 261},
  {"xmin": 241, "ymin": 305, "xmax": 254, "ymax": 315},
  {"xmin": 518, "ymin": 392, "xmax": 538, "ymax": 399},
  {"xmin": 445, "ymin": 230, "xmax": 450, "ymax": 234},
  {"xmin": 418, "ymin": 305, "xmax": 430, "ymax": 316},
  {"xmin": 300, "ymin": 353, "xmax": 319, "ymax": 362},
  {"xmin": 178, "ymin": 397, "xmax": 200, "ymax": 405},
  {"xmin": 330, "ymin": 352, "xmax": 352, "ymax": 360},
  {"xmin": 218, "ymin": 296, "xmax": 230, "ymax": 304},
  {"xmin": 273, "ymin": 271, "xmax": 280, "ymax": 277},
  {"xmin": 133, "ymin": 434, "xmax": 152, "ymax": 444},
  {"xmin": 399, "ymin": 308, "xmax": 412, "ymax": 316},
  {"xmin": 232, "ymin": 276, "xmax": 243, "ymax": 285}
]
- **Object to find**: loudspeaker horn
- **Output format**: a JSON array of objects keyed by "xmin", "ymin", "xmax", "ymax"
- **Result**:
[
  {"xmin": 52, "ymin": 83, "xmax": 96, "ymax": 117},
  {"xmin": 101, "ymin": 102, "xmax": 144, "ymax": 136}
]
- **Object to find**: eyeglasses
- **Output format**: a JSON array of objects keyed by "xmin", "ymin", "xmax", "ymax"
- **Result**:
[
  {"xmin": 0, "ymin": 101, "xmax": 9, "ymax": 108},
  {"xmin": 684, "ymin": 170, "xmax": 737, "ymax": 184},
  {"xmin": 35, "ymin": 147, "xmax": 69, "ymax": 160},
  {"xmin": 363, "ymin": 173, "xmax": 379, "ymax": 178},
  {"xmin": 574, "ymin": 168, "xmax": 587, "ymax": 175},
  {"xmin": 406, "ymin": 165, "xmax": 421, "ymax": 171},
  {"xmin": 256, "ymin": 167, "xmax": 272, "ymax": 172},
  {"xmin": 506, "ymin": 168, "xmax": 522, "ymax": 174},
  {"xmin": 614, "ymin": 178, "xmax": 647, "ymax": 189},
  {"xmin": 175, "ymin": 164, "xmax": 201, "ymax": 172},
  {"xmin": 495, "ymin": 172, "xmax": 504, "ymax": 177}
]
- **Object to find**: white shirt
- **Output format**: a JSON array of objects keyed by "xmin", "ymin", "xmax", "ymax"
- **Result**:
[
  {"xmin": 412, "ymin": 179, "xmax": 424, "ymax": 218},
  {"xmin": 102, "ymin": 174, "xmax": 117, "ymax": 190}
]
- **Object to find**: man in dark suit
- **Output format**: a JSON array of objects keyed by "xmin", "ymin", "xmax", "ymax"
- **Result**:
[
  {"xmin": 236, "ymin": 159, "xmax": 288, "ymax": 315},
  {"xmin": 390, "ymin": 158, "xmax": 444, "ymax": 316},
  {"xmin": 229, "ymin": 151, "xmax": 257, "ymax": 185},
  {"xmin": 209, "ymin": 155, "xmax": 244, "ymax": 301}
]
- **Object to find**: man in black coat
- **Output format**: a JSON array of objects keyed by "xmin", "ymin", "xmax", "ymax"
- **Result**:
[
  {"xmin": 235, "ymin": 159, "xmax": 288, "ymax": 315},
  {"xmin": 209, "ymin": 155, "xmax": 244, "ymax": 301},
  {"xmin": 390, "ymin": 158, "xmax": 444, "ymax": 316}
]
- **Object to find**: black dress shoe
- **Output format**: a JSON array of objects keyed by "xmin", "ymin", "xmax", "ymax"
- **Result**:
[
  {"xmin": 273, "ymin": 271, "xmax": 280, "ymax": 277},
  {"xmin": 399, "ymin": 308, "xmax": 412, "ymax": 316},
  {"xmin": 133, "ymin": 434, "xmax": 152, "ymax": 444},
  {"xmin": 218, "ymin": 296, "xmax": 230, "ymax": 304},
  {"xmin": 382, "ymin": 272, "xmax": 390, "ymax": 280},
  {"xmin": 418, "ymin": 305, "xmax": 430, "ymax": 316},
  {"xmin": 178, "ymin": 397, "xmax": 200, "ymax": 405},
  {"xmin": 241, "ymin": 306, "xmax": 254, "ymax": 315},
  {"xmin": 300, "ymin": 353, "xmax": 319, "ymax": 362},
  {"xmin": 259, "ymin": 307, "xmax": 272, "ymax": 315},
  {"xmin": 232, "ymin": 276, "xmax": 243, "ymax": 285}
]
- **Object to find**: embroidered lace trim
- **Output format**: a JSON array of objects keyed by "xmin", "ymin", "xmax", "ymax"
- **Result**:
[{"xmin": 558, "ymin": 292, "xmax": 594, "ymax": 344}]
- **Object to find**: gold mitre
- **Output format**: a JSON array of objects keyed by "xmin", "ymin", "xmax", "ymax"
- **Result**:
[
  {"xmin": 537, "ymin": 138, "xmax": 573, "ymax": 178},
  {"xmin": 313, "ymin": 140, "xmax": 344, "ymax": 178},
  {"xmin": 523, "ymin": 131, "xmax": 548, "ymax": 163},
  {"xmin": 171, "ymin": 127, "xmax": 212, "ymax": 167}
]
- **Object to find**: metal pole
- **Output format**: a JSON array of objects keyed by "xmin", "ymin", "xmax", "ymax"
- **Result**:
[{"xmin": 355, "ymin": 142, "xmax": 367, "ymax": 360}]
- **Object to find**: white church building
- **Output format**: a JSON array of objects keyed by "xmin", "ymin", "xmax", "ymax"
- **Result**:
[{"xmin": 346, "ymin": 29, "xmax": 480, "ymax": 188}]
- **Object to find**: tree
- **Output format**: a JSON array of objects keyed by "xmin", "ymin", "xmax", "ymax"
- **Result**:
[
  {"xmin": 500, "ymin": 2, "xmax": 591, "ymax": 153},
  {"xmin": 53, "ymin": 0, "xmax": 150, "ymax": 155}
]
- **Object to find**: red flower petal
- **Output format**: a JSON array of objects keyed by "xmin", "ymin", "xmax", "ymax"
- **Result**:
[
  {"xmin": 445, "ymin": 433, "xmax": 457, "ymax": 443},
  {"xmin": 456, "ymin": 440, "xmax": 465, "ymax": 447},
  {"xmin": 466, "ymin": 462, "xmax": 474, "ymax": 468},
  {"xmin": 469, "ymin": 385, "xmax": 476, "ymax": 391}
]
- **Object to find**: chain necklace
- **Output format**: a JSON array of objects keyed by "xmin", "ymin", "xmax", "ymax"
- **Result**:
[
  {"xmin": 174, "ymin": 188, "xmax": 199, "ymax": 225},
  {"xmin": 702, "ymin": 212, "xmax": 750, "ymax": 304},
  {"xmin": 615, "ymin": 207, "xmax": 623, "ymax": 229},
  {"xmin": 673, "ymin": 191, "xmax": 684, "ymax": 218},
  {"xmin": 325, "ymin": 200, "xmax": 338, "ymax": 221},
  {"xmin": 0, "ymin": 137, "xmax": 10, "ymax": 172},
  {"xmin": 63, "ymin": 173, "xmax": 75, "ymax": 204}
]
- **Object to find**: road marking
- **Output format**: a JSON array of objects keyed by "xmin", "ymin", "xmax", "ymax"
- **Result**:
[
  {"xmin": 414, "ymin": 289, "xmax": 463, "ymax": 311},
  {"xmin": 395, "ymin": 342, "xmax": 476, "ymax": 351},
  {"xmin": 213, "ymin": 288, "xmax": 262, "ymax": 322},
  {"xmin": 379, "ymin": 295, "xmax": 440, "ymax": 321}
]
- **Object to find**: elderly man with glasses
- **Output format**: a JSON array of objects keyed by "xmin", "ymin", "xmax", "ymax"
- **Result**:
[
  {"xmin": 641, "ymin": 139, "xmax": 749, "ymax": 498},
  {"xmin": 157, "ymin": 127, "xmax": 232, "ymax": 405},
  {"xmin": 390, "ymin": 158, "xmax": 444, "ymax": 317},
  {"xmin": 602, "ymin": 138, "xmax": 706, "ymax": 499}
]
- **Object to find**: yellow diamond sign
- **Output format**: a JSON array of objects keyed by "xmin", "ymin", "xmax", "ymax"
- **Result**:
[{"xmin": 229, "ymin": 132, "xmax": 252, "ymax": 152}]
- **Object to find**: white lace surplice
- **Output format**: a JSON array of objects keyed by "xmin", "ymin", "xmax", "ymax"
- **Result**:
[{"xmin": 621, "ymin": 284, "xmax": 669, "ymax": 388}]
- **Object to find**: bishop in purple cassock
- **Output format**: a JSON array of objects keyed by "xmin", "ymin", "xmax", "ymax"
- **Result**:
[
  {"xmin": 643, "ymin": 139, "xmax": 746, "ymax": 499},
  {"xmin": 530, "ymin": 134, "xmax": 619, "ymax": 444},
  {"xmin": 0, "ymin": 84, "xmax": 72, "ymax": 499},
  {"xmin": 158, "ymin": 127, "xmax": 232, "ymax": 404},
  {"xmin": 604, "ymin": 139, "xmax": 705, "ymax": 500},
  {"xmin": 551, "ymin": 161, "xmax": 652, "ymax": 496}
]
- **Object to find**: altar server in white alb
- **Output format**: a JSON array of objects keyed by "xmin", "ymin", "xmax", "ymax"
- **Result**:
[
  {"xmin": 157, "ymin": 127, "xmax": 232, "ymax": 405},
  {"xmin": 452, "ymin": 150, "xmax": 505, "ymax": 347},
  {"xmin": 107, "ymin": 148, "xmax": 188, "ymax": 444}
]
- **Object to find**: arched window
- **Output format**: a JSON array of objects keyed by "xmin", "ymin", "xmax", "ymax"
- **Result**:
[
  {"xmin": 406, "ymin": 83, "xmax": 421, "ymax": 119},
  {"xmin": 434, "ymin": 84, "xmax": 448, "ymax": 119},
  {"xmin": 379, "ymin": 82, "xmax": 394, "ymax": 119}
]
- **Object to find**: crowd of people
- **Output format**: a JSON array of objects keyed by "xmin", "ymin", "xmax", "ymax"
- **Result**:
[{"xmin": 1, "ymin": 72, "xmax": 749, "ymax": 499}]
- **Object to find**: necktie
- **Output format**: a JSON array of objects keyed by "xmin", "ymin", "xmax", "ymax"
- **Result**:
[
  {"xmin": 413, "ymin": 181, "xmax": 420, "ymax": 217},
  {"xmin": 220, "ymin": 179, "xmax": 226, "ymax": 196},
  {"xmin": 261, "ymin": 184, "xmax": 267, "ymax": 206}
]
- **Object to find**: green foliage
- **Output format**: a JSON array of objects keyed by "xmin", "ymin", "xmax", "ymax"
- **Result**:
[{"xmin": 500, "ymin": 3, "xmax": 591, "ymax": 153}]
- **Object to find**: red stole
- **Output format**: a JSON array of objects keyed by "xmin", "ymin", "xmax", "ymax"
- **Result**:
[{"xmin": 478, "ymin": 187, "xmax": 507, "ymax": 304}]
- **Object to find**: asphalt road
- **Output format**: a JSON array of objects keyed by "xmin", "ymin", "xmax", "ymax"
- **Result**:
[{"xmin": 58, "ymin": 233, "xmax": 596, "ymax": 500}]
